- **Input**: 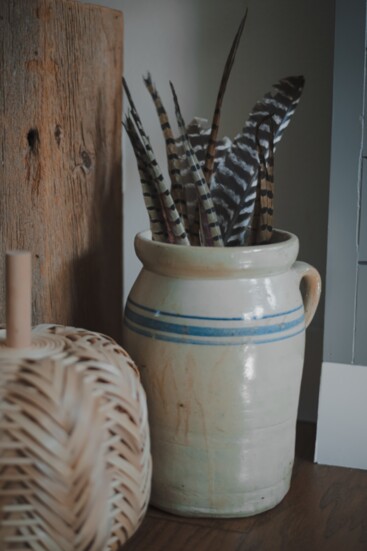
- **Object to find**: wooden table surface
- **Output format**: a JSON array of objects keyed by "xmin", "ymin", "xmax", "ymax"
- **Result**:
[{"xmin": 123, "ymin": 423, "xmax": 367, "ymax": 551}]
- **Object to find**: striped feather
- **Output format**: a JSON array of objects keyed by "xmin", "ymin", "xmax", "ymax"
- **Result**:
[
  {"xmin": 176, "ymin": 118, "xmax": 231, "ymax": 170},
  {"xmin": 124, "ymin": 116, "xmax": 169, "ymax": 242},
  {"xmin": 175, "ymin": 119, "xmax": 210, "ymax": 244},
  {"xmin": 174, "ymin": 136, "xmax": 201, "ymax": 245},
  {"xmin": 248, "ymin": 126, "xmax": 274, "ymax": 245},
  {"xmin": 143, "ymin": 73, "xmax": 190, "ymax": 235},
  {"xmin": 203, "ymin": 9, "xmax": 247, "ymax": 183},
  {"xmin": 174, "ymin": 119, "xmax": 232, "ymax": 245},
  {"xmin": 210, "ymin": 75, "xmax": 305, "ymax": 246},
  {"xmin": 170, "ymin": 82, "xmax": 223, "ymax": 247},
  {"xmin": 256, "ymin": 126, "xmax": 274, "ymax": 244},
  {"xmin": 123, "ymin": 78, "xmax": 190, "ymax": 245}
]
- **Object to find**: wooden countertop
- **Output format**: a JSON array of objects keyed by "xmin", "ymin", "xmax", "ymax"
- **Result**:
[{"xmin": 123, "ymin": 423, "xmax": 367, "ymax": 550}]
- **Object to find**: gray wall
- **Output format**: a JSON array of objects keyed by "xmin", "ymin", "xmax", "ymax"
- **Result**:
[
  {"xmin": 315, "ymin": 0, "xmax": 367, "ymax": 469},
  {"xmin": 323, "ymin": 0, "xmax": 367, "ymax": 367},
  {"xmin": 81, "ymin": 0, "xmax": 335, "ymax": 421}
]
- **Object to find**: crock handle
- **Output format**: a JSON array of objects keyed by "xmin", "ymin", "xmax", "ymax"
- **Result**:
[{"xmin": 293, "ymin": 261, "xmax": 322, "ymax": 328}]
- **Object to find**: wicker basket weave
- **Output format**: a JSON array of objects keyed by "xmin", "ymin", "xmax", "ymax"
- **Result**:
[{"xmin": 0, "ymin": 323, "xmax": 151, "ymax": 550}]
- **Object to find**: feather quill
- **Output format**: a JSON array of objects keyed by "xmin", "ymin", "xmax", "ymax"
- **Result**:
[
  {"xmin": 257, "ymin": 123, "xmax": 274, "ymax": 245},
  {"xmin": 254, "ymin": 124, "xmax": 274, "ymax": 245},
  {"xmin": 177, "ymin": 118, "xmax": 232, "ymax": 179},
  {"xmin": 124, "ymin": 115, "xmax": 169, "ymax": 242},
  {"xmin": 210, "ymin": 75, "xmax": 305, "ymax": 246},
  {"xmin": 170, "ymin": 82, "xmax": 223, "ymax": 246},
  {"xmin": 143, "ymin": 73, "xmax": 189, "ymax": 235},
  {"xmin": 174, "ymin": 138, "xmax": 201, "ymax": 244},
  {"xmin": 174, "ymin": 119, "xmax": 231, "ymax": 244},
  {"xmin": 123, "ymin": 78, "xmax": 190, "ymax": 245},
  {"xmin": 175, "ymin": 119, "xmax": 214, "ymax": 245},
  {"xmin": 203, "ymin": 10, "xmax": 247, "ymax": 183}
]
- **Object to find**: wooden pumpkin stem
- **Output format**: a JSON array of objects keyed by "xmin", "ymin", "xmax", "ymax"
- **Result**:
[{"xmin": 6, "ymin": 251, "xmax": 32, "ymax": 348}]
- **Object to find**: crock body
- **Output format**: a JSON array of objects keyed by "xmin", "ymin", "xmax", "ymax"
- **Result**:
[{"xmin": 123, "ymin": 230, "xmax": 321, "ymax": 517}]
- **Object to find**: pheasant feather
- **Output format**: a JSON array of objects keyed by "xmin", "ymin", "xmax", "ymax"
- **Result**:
[
  {"xmin": 123, "ymin": 78, "xmax": 190, "ymax": 245},
  {"xmin": 170, "ymin": 82, "xmax": 223, "ymax": 247},
  {"xmin": 125, "ymin": 109, "xmax": 176, "ymax": 243},
  {"xmin": 257, "ymin": 124, "xmax": 274, "ymax": 244},
  {"xmin": 124, "ymin": 116, "xmax": 168, "ymax": 242},
  {"xmin": 174, "ymin": 119, "xmax": 217, "ymax": 244},
  {"xmin": 174, "ymin": 139, "xmax": 201, "ymax": 244},
  {"xmin": 143, "ymin": 73, "xmax": 190, "ymax": 235},
  {"xmin": 210, "ymin": 75, "xmax": 304, "ymax": 246},
  {"xmin": 247, "ymin": 125, "xmax": 274, "ymax": 245},
  {"xmin": 204, "ymin": 9, "xmax": 247, "ymax": 183}
]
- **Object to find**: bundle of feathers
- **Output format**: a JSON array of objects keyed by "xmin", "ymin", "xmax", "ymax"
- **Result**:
[{"xmin": 123, "ymin": 11, "xmax": 304, "ymax": 247}]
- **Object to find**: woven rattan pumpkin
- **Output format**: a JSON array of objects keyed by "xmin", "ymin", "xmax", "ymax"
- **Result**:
[{"xmin": 0, "ymin": 252, "xmax": 151, "ymax": 550}]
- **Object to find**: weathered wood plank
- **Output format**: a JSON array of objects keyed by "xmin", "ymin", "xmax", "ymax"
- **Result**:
[{"xmin": 0, "ymin": 0, "xmax": 123, "ymax": 342}]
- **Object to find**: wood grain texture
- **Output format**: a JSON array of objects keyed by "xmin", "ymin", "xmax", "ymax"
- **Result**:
[
  {"xmin": 123, "ymin": 423, "xmax": 367, "ymax": 551},
  {"xmin": 0, "ymin": 0, "xmax": 123, "ymax": 342}
]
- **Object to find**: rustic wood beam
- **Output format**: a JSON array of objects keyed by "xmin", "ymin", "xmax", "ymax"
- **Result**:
[{"xmin": 0, "ymin": 0, "xmax": 123, "ymax": 342}]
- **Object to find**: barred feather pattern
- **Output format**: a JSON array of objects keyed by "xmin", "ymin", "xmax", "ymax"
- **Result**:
[
  {"xmin": 126, "ymin": 114, "xmax": 177, "ymax": 243},
  {"xmin": 0, "ymin": 325, "xmax": 151, "ymax": 550},
  {"xmin": 256, "ymin": 129, "xmax": 274, "ymax": 244},
  {"xmin": 174, "ymin": 138, "xmax": 200, "ymax": 244},
  {"xmin": 143, "ymin": 74, "xmax": 189, "ymax": 234},
  {"xmin": 248, "ymin": 135, "xmax": 274, "ymax": 245},
  {"xmin": 210, "ymin": 75, "xmax": 305, "ymax": 246},
  {"xmin": 123, "ymin": 79, "xmax": 189, "ymax": 245},
  {"xmin": 170, "ymin": 83, "xmax": 223, "ymax": 246},
  {"xmin": 203, "ymin": 10, "xmax": 247, "ymax": 182},
  {"xmin": 177, "ymin": 118, "xmax": 231, "ymax": 170},
  {"xmin": 174, "ymin": 119, "xmax": 209, "ymax": 244},
  {"xmin": 124, "ymin": 117, "xmax": 168, "ymax": 242},
  {"xmin": 175, "ymin": 119, "xmax": 231, "ymax": 244}
]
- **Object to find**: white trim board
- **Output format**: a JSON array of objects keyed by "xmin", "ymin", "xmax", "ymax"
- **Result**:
[{"xmin": 315, "ymin": 361, "xmax": 367, "ymax": 470}]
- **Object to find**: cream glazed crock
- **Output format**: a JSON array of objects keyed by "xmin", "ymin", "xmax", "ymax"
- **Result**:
[{"xmin": 123, "ymin": 229, "xmax": 321, "ymax": 517}]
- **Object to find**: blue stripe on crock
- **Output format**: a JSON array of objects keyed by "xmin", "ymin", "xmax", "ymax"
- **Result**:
[
  {"xmin": 127, "ymin": 297, "xmax": 303, "ymax": 321},
  {"xmin": 124, "ymin": 304, "xmax": 305, "ymax": 342},
  {"xmin": 124, "ymin": 318, "xmax": 305, "ymax": 346}
]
